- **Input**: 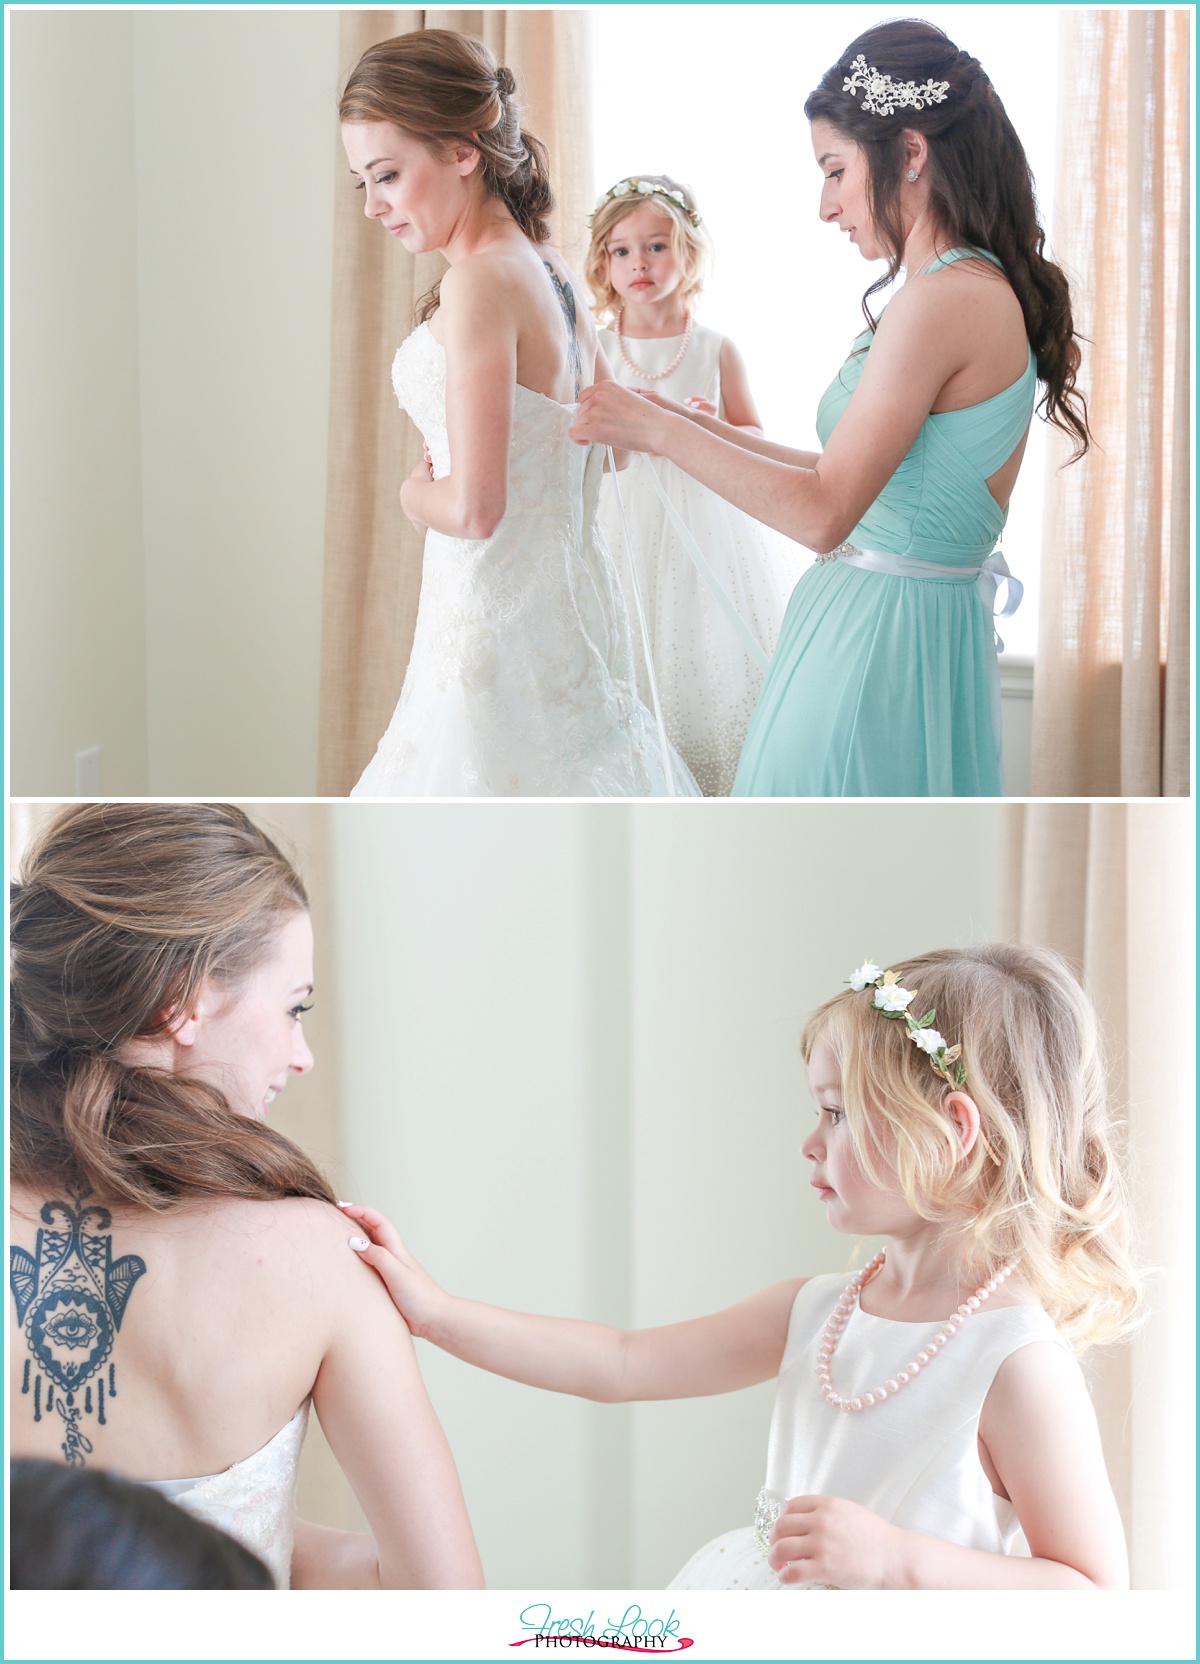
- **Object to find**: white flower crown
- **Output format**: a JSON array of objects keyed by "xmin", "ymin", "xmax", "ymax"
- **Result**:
[
  {"xmin": 847, "ymin": 961, "xmax": 967, "ymax": 1089},
  {"xmin": 589, "ymin": 177, "xmax": 701, "ymax": 229},
  {"xmin": 842, "ymin": 54, "xmax": 951, "ymax": 119}
]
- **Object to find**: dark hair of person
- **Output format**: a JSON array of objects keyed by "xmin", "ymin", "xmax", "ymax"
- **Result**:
[
  {"xmin": 10, "ymin": 1459, "xmax": 274, "ymax": 1589},
  {"xmin": 340, "ymin": 29, "xmax": 554, "ymax": 323},
  {"xmin": 10, "ymin": 802, "xmax": 336, "ymax": 1211},
  {"xmin": 805, "ymin": 19, "xmax": 1091, "ymax": 458}
]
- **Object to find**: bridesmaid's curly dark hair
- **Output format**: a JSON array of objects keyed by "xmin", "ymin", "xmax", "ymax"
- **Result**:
[{"xmin": 806, "ymin": 19, "xmax": 1091, "ymax": 459}]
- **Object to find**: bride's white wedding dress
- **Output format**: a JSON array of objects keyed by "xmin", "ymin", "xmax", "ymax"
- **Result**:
[
  {"xmin": 145, "ymin": 1400, "xmax": 308, "ymax": 1588},
  {"xmin": 351, "ymin": 324, "xmax": 700, "ymax": 797}
]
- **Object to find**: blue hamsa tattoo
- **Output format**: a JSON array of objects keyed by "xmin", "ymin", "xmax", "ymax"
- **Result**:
[{"xmin": 11, "ymin": 1194, "xmax": 146, "ymax": 1465}]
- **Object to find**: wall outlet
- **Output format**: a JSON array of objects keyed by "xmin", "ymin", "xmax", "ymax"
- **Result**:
[{"xmin": 74, "ymin": 746, "xmax": 102, "ymax": 795}]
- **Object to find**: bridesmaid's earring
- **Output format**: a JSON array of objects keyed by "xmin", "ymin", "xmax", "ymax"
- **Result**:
[{"xmin": 906, "ymin": 169, "xmax": 920, "ymax": 183}]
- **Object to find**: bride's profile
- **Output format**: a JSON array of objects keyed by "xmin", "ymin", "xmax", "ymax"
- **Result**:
[
  {"xmin": 341, "ymin": 30, "xmax": 699, "ymax": 798},
  {"xmin": 8, "ymin": 801, "xmax": 483, "ymax": 1589}
]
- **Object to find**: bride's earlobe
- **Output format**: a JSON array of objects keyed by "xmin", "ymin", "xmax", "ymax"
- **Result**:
[
  {"xmin": 161, "ymin": 1001, "xmax": 201, "ymax": 1048},
  {"xmin": 455, "ymin": 141, "xmax": 483, "ymax": 176}
]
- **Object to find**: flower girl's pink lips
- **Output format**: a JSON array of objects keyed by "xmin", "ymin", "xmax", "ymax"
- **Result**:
[{"xmin": 811, "ymin": 1180, "xmax": 835, "ymax": 1200}]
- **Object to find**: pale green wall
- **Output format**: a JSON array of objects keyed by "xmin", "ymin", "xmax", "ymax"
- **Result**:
[
  {"xmin": 11, "ymin": 12, "xmax": 149, "ymax": 795},
  {"xmin": 134, "ymin": 11, "xmax": 338, "ymax": 794},
  {"xmin": 327, "ymin": 802, "xmax": 1001, "ymax": 1586},
  {"xmin": 11, "ymin": 10, "xmax": 338, "ymax": 796}
]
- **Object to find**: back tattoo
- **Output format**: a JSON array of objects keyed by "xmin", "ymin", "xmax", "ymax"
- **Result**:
[
  {"xmin": 10, "ymin": 1193, "xmax": 145, "ymax": 1466},
  {"xmin": 543, "ymin": 261, "xmax": 583, "ymax": 400}
]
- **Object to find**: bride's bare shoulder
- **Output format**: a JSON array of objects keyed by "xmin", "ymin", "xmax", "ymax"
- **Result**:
[{"xmin": 10, "ymin": 1186, "xmax": 353, "ymax": 1276}]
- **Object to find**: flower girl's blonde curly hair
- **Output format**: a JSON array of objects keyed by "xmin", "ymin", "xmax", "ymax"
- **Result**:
[
  {"xmin": 801, "ymin": 943, "xmax": 1143, "ymax": 1352},
  {"xmin": 584, "ymin": 175, "xmax": 712, "ymax": 326}
]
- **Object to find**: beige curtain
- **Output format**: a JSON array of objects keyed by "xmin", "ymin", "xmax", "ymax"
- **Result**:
[
  {"xmin": 1000, "ymin": 801, "xmax": 1194, "ymax": 1587},
  {"xmin": 317, "ymin": 10, "xmax": 594, "ymax": 796},
  {"xmin": 1031, "ymin": 11, "xmax": 1190, "ymax": 796}
]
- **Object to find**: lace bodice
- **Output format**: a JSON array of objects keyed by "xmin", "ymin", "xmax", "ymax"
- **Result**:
[
  {"xmin": 351, "ymin": 324, "xmax": 699, "ymax": 797},
  {"xmin": 144, "ymin": 1401, "xmax": 308, "ymax": 1588}
]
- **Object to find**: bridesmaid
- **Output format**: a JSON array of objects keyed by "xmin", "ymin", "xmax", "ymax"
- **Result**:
[{"xmin": 571, "ymin": 19, "xmax": 1091, "ymax": 797}]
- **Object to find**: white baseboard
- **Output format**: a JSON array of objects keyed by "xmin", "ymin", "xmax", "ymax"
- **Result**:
[{"xmin": 1000, "ymin": 655, "xmax": 1034, "ymax": 797}]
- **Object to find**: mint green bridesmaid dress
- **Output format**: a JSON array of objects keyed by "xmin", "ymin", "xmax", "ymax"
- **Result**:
[{"xmin": 732, "ymin": 248, "xmax": 1036, "ymax": 798}]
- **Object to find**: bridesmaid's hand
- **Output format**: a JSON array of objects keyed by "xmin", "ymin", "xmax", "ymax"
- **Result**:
[
  {"xmin": 340, "ymin": 1201, "xmax": 449, "ymax": 1340},
  {"xmin": 569, "ymin": 380, "xmax": 670, "ymax": 454},
  {"xmin": 684, "ymin": 396, "xmax": 719, "ymax": 418}
]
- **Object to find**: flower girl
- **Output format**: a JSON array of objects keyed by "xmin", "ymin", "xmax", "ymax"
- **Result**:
[
  {"xmin": 343, "ymin": 943, "xmax": 1139, "ymax": 1588},
  {"xmin": 586, "ymin": 177, "xmax": 805, "ymax": 796}
]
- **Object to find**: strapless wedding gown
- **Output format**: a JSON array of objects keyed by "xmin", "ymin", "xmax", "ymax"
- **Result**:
[
  {"xmin": 352, "ymin": 325, "xmax": 699, "ymax": 798},
  {"xmin": 145, "ymin": 1401, "xmax": 308, "ymax": 1588}
]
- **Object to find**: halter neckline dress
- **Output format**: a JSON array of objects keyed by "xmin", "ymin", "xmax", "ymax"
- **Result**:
[{"xmin": 733, "ymin": 247, "xmax": 1037, "ymax": 798}]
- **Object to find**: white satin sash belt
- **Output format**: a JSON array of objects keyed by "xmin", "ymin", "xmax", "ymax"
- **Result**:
[{"xmin": 831, "ymin": 545, "xmax": 1023, "ymax": 653}]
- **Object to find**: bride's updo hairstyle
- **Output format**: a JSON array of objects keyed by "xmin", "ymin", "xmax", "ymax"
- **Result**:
[
  {"xmin": 801, "ymin": 944, "xmax": 1142, "ymax": 1351},
  {"xmin": 11, "ymin": 803, "xmax": 336, "ymax": 1211},
  {"xmin": 340, "ymin": 29, "xmax": 554, "ymax": 323},
  {"xmin": 806, "ymin": 20, "xmax": 1091, "ymax": 459}
]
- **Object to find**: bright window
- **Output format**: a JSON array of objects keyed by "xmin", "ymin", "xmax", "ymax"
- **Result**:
[{"xmin": 592, "ymin": 4, "xmax": 1059, "ymax": 659}]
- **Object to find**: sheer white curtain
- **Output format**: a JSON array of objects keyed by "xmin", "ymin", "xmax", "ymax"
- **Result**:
[{"xmin": 1032, "ymin": 10, "xmax": 1191, "ymax": 795}]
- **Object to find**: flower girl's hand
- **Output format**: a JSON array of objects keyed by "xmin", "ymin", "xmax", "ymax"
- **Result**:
[
  {"xmin": 684, "ymin": 396, "xmax": 718, "ymax": 418},
  {"xmin": 768, "ymin": 1494, "xmax": 902, "ymax": 1590},
  {"xmin": 340, "ymin": 1202, "xmax": 448, "ymax": 1340}
]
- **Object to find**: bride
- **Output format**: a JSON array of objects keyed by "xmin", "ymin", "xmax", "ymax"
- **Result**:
[
  {"xmin": 9, "ymin": 802, "xmax": 482, "ymax": 1588},
  {"xmin": 341, "ymin": 31, "xmax": 699, "ymax": 798}
]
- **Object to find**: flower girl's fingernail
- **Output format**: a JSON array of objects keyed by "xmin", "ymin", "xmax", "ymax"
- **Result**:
[
  {"xmin": 348, "ymin": 1236, "xmax": 370, "ymax": 1251},
  {"xmin": 337, "ymin": 1201, "xmax": 354, "ymax": 1209}
]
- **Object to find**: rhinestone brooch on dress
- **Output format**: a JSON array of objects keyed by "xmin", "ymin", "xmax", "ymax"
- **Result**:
[{"xmin": 752, "ymin": 1486, "xmax": 782, "ymax": 1555}]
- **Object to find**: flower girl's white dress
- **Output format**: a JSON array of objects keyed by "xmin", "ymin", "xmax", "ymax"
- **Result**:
[
  {"xmin": 669, "ymin": 1274, "xmax": 1072, "ymax": 1588},
  {"xmin": 352, "ymin": 324, "xmax": 699, "ymax": 798},
  {"xmin": 597, "ymin": 324, "xmax": 806, "ymax": 796}
]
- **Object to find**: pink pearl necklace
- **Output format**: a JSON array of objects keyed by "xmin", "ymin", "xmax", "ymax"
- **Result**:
[
  {"xmin": 816, "ymin": 1250, "xmax": 1018, "ymax": 1412},
  {"xmin": 615, "ymin": 306, "xmax": 694, "ymax": 381}
]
